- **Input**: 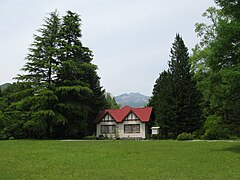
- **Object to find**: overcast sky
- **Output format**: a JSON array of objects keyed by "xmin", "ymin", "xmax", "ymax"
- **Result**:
[{"xmin": 0, "ymin": 0, "xmax": 216, "ymax": 96}]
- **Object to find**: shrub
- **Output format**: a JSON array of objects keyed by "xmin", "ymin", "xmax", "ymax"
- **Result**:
[
  {"xmin": 229, "ymin": 135, "xmax": 240, "ymax": 140},
  {"xmin": 84, "ymin": 135, "xmax": 96, "ymax": 140},
  {"xmin": 177, "ymin": 132, "xmax": 193, "ymax": 141},
  {"xmin": 201, "ymin": 128, "xmax": 229, "ymax": 140},
  {"xmin": 202, "ymin": 115, "xmax": 229, "ymax": 140},
  {"xmin": 9, "ymin": 136, "xmax": 14, "ymax": 140},
  {"xmin": 0, "ymin": 128, "xmax": 10, "ymax": 140},
  {"xmin": 151, "ymin": 134, "xmax": 161, "ymax": 140},
  {"xmin": 0, "ymin": 133, "xmax": 8, "ymax": 140},
  {"xmin": 192, "ymin": 129, "xmax": 204, "ymax": 139}
]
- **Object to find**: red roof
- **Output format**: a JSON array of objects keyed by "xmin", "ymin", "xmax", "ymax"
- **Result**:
[{"xmin": 95, "ymin": 106, "xmax": 153, "ymax": 123}]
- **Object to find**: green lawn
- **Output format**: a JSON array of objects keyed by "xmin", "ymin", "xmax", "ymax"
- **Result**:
[{"xmin": 0, "ymin": 140, "xmax": 239, "ymax": 179}]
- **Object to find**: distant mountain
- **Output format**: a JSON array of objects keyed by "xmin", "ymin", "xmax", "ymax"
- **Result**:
[
  {"xmin": 0, "ymin": 83, "xmax": 11, "ymax": 91},
  {"xmin": 115, "ymin": 93, "xmax": 150, "ymax": 108}
]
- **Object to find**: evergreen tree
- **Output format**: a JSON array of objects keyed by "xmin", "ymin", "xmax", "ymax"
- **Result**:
[
  {"xmin": 105, "ymin": 92, "xmax": 120, "ymax": 109},
  {"xmin": 169, "ymin": 34, "xmax": 202, "ymax": 136},
  {"xmin": 150, "ymin": 34, "xmax": 202, "ymax": 138},
  {"xmin": 15, "ymin": 11, "xmax": 61, "ymax": 138},
  {"xmin": 18, "ymin": 11, "xmax": 60, "ymax": 85},
  {"xmin": 55, "ymin": 11, "xmax": 106, "ymax": 138},
  {"xmin": 0, "ymin": 83, "xmax": 35, "ymax": 139},
  {"xmin": 2, "ymin": 10, "xmax": 106, "ymax": 139},
  {"xmin": 149, "ymin": 70, "xmax": 175, "ymax": 138}
]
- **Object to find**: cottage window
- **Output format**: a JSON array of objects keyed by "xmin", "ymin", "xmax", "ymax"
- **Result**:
[
  {"xmin": 125, "ymin": 113, "xmax": 139, "ymax": 121},
  {"xmin": 102, "ymin": 114, "xmax": 114, "ymax": 122},
  {"xmin": 101, "ymin": 125, "xmax": 116, "ymax": 134},
  {"xmin": 124, "ymin": 124, "xmax": 140, "ymax": 133}
]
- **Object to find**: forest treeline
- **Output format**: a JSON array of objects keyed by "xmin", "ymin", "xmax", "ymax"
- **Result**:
[
  {"xmin": 149, "ymin": 0, "xmax": 240, "ymax": 139},
  {"xmin": 0, "ymin": 11, "xmax": 117, "ymax": 139},
  {"xmin": 0, "ymin": 0, "xmax": 239, "ymax": 140}
]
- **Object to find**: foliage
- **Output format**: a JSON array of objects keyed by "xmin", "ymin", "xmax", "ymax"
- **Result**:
[
  {"xmin": 105, "ymin": 92, "xmax": 120, "ymax": 109},
  {"xmin": 202, "ymin": 115, "xmax": 229, "ymax": 140},
  {"xmin": 8, "ymin": 136, "xmax": 14, "ymax": 140},
  {"xmin": 149, "ymin": 34, "xmax": 203, "ymax": 139},
  {"xmin": 0, "ymin": 10, "xmax": 106, "ymax": 139},
  {"xmin": 0, "ymin": 83, "xmax": 11, "ymax": 91},
  {"xmin": 191, "ymin": 3, "xmax": 240, "ymax": 137},
  {"xmin": 215, "ymin": 0, "xmax": 240, "ymax": 20},
  {"xmin": 177, "ymin": 132, "xmax": 193, "ymax": 141},
  {"xmin": 84, "ymin": 135, "xmax": 96, "ymax": 140},
  {"xmin": 54, "ymin": 11, "xmax": 107, "ymax": 136},
  {"xmin": 192, "ymin": 129, "xmax": 204, "ymax": 139},
  {"xmin": 149, "ymin": 71, "xmax": 174, "ymax": 138}
]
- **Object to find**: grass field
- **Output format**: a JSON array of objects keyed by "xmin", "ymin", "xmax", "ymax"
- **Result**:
[{"xmin": 0, "ymin": 140, "xmax": 239, "ymax": 179}]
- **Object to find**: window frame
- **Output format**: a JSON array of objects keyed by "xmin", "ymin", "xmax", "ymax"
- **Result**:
[
  {"xmin": 124, "ymin": 124, "xmax": 140, "ymax": 133},
  {"xmin": 100, "ymin": 125, "xmax": 116, "ymax": 134}
]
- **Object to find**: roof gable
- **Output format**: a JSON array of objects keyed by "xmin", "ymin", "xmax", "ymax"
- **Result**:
[
  {"xmin": 125, "ymin": 112, "xmax": 139, "ymax": 121},
  {"xmin": 95, "ymin": 106, "xmax": 153, "ymax": 123},
  {"xmin": 132, "ymin": 107, "xmax": 153, "ymax": 122},
  {"xmin": 102, "ymin": 113, "xmax": 115, "ymax": 121}
]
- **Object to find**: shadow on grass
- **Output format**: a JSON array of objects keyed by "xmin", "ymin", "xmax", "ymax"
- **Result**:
[{"xmin": 219, "ymin": 144, "xmax": 240, "ymax": 154}]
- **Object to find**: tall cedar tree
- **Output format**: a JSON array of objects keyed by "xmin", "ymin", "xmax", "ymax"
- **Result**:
[
  {"xmin": 150, "ymin": 34, "xmax": 202, "ymax": 138},
  {"xmin": 169, "ymin": 34, "xmax": 202, "ymax": 137},
  {"xmin": 7, "ymin": 10, "xmax": 106, "ymax": 139},
  {"xmin": 55, "ymin": 11, "xmax": 106, "ymax": 138},
  {"xmin": 16, "ymin": 11, "xmax": 61, "ymax": 138}
]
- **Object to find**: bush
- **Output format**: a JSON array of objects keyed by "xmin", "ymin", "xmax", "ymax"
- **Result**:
[
  {"xmin": 84, "ymin": 135, "xmax": 96, "ymax": 140},
  {"xmin": 201, "ymin": 128, "xmax": 229, "ymax": 140},
  {"xmin": 0, "ymin": 133, "xmax": 8, "ymax": 140},
  {"xmin": 0, "ymin": 128, "xmax": 10, "ymax": 140},
  {"xmin": 9, "ymin": 136, "xmax": 14, "ymax": 140},
  {"xmin": 151, "ymin": 134, "xmax": 161, "ymax": 140},
  {"xmin": 177, "ymin": 132, "xmax": 193, "ymax": 141},
  {"xmin": 202, "ymin": 115, "xmax": 229, "ymax": 140},
  {"xmin": 192, "ymin": 129, "xmax": 204, "ymax": 139},
  {"xmin": 229, "ymin": 135, "xmax": 240, "ymax": 140}
]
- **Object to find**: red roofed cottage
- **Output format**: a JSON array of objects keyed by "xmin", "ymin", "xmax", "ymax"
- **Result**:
[{"xmin": 95, "ymin": 106, "xmax": 155, "ymax": 139}]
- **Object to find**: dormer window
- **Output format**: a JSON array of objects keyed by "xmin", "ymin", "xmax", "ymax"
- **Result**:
[
  {"xmin": 102, "ymin": 113, "xmax": 114, "ymax": 122},
  {"xmin": 125, "ymin": 113, "xmax": 139, "ymax": 121}
]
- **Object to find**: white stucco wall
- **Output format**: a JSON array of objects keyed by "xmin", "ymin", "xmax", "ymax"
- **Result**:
[
  {"xmin": 96, "ymin": 120, "xmax": 147, "ymax": 139},
  {"xmin": 96, "ymin": 121, "xmax": 117, "ymax": 138},
  {"xmin": 118, "ymin": 120, "xmax": 146, "ymax": 139}
]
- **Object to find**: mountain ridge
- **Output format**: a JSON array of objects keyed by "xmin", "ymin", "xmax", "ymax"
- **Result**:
[{"xmin": 115, "ymin": 92, "xmax": 150, "ymax": 108}]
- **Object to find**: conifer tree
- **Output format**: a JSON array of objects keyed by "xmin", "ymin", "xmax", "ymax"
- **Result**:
[
  {"xmin": 149, "ymin": 70, "xmax": 175, "ymax": 138},
  {"xmin": 15, "ymin": 11, "xmax": 61, "ymax": 138},
  {"xmin": 105, "ymin": 92, "xmax": 120, "ymax": 109},
  {"xmin": 169, "ymin": 34, "xmax": 202, "ymax": 136},
  {"xmin": 8, "ymin": 10, "xmax": 107, "ymax": 139},
  {"xmin": 18, "ymin": 11, "xmax": 60, "ymax": 85},
  {"xmin": 150, "ymin": 34, "xmax": 202, "ymax": 138},
  {"xmin": 55, "ymin": 11, "xmax": 106, "ymax": 138}
]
